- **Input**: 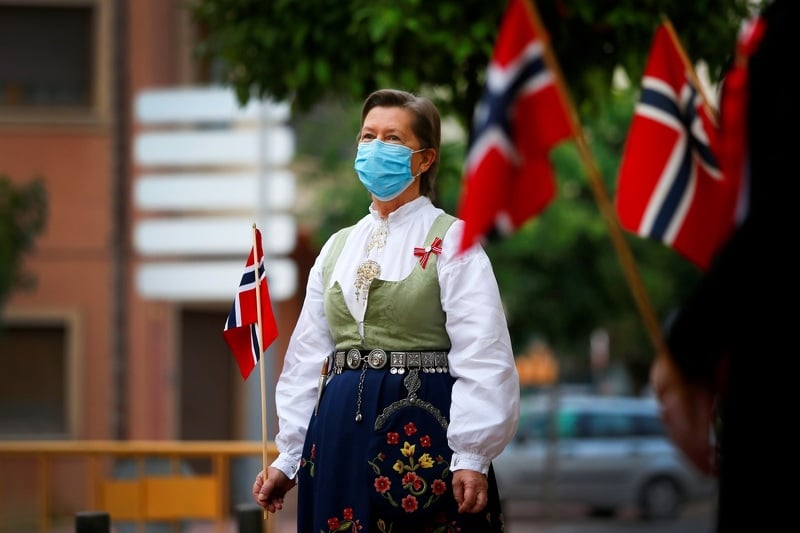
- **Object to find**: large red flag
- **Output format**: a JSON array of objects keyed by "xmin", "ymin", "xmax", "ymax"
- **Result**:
[
  {"xmin": 223, "ymin": 227, "xmax": 279, "ymax": 380},
  {"xmin": 456, "ymin": 0, "xmax": 573, "ymax": 253},
  {"xmin": 615, "ymin": 24, "xmax": 739, "ymax": 271}
]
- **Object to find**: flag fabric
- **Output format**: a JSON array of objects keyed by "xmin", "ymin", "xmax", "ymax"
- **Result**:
[
  {"xmin": 223, "ymin": 228, "xmax": 279, "ymax": 380},
  {"xmin": 615, "ymin": 24, "xmax": 737, "ymax": 271},
  {"xmin": 716, "ymin": 15, "xmax": 766, "ymax": 230},
  {"xmin": 456, "ymin": 0, "xmax": 574, "ymax": 253}
]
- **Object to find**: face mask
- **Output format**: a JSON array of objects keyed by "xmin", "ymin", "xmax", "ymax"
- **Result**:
[{"xmin": 354, "ymin": 139, "xmax": 425, "ymax": 201}]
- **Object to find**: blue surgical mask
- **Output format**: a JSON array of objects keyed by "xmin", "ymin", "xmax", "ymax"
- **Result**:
[{"xmin": 354, "ymin": 139, "xmax": 424, "ymax": 201}]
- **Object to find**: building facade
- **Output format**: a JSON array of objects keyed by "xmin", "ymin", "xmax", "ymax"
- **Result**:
[{"xmin": 0, "ymin": 0, "xmax": 306, "ymax": 448}]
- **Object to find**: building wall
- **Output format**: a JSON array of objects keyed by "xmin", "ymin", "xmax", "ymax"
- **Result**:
[
  {"xmin": 2, "ymin": 130, "xmax": 115, "ymax": 438},
  {"xmin": 1, "ymin": 0, "xmax": 117, "ymax": 440},
  {"xmin": 1, "ymin": 0, "xmax": 309, "ymax": 446},
  {"xmin": 125, "ymin": 0, "xmax": 183, "ymax": 441}
]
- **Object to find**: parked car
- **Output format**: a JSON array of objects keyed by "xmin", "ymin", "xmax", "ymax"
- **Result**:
[{"xmin": 493, "ymin": 392, "xmax": 717, "ymax": 521}]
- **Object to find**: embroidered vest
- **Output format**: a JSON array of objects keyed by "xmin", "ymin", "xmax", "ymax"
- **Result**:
[{"xmin": 322, "ymin": 213, "xmax": 455, "ymax": 350}]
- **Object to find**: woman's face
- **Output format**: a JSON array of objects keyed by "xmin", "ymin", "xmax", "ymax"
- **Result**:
[
  {"xmin": 359, "ymin": 106, "xmax": 421, "ymax": 150},
  {"xmin": 359, "ymin": 106, "xmax": 432, "ymax": 181}
]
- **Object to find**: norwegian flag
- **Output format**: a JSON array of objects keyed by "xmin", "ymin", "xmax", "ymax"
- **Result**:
[
  {"xmin": 223, "ymin": 227, "xmax": 279, "ymax": 380},
  {"xmin": 615, "ymin": 23, "xmax": 739, "ymax": 271},
  {"xmin": 456, "ymin": 0, "xmax": 573, "ymax": 253}
]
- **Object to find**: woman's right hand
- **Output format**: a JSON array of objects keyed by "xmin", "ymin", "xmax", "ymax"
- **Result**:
[{"xmin": 252, "ymin": 467, "xmax": 297, "ymax": 513}]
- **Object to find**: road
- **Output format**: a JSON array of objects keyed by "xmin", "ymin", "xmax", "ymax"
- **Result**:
[{"xmin": 504, "ymin": 498, "xmax": 715, "ymax": 533}]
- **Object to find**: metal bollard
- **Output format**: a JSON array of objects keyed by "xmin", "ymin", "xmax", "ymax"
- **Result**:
[
  {"xmin": 236, "ymin": 502, "xmax": 264, "ymax": 533},
  {"xmin": 75, "ymin": 511, "xmax": 110, "ymax": 533}
]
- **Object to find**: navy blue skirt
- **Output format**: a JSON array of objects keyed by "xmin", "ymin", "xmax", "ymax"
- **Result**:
[{"xmin": 296, "ymin": 367, "xmax": 506, "ymax": 532}]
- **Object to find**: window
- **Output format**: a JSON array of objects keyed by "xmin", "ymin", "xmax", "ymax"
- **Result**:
[
  {"xmin": 517, "ymin": 411, "xmax": 549, "ymax": 440},
  {"xmin": 580, "ymin": 412, "xmax": 633, "ymax": 438},
  {"xmin": 0, "ymin": 314, "xmax": 78, "ymax": 438},
  {"xmin": 634, "ymin": 413, "xmax": 667, "ymax": 437},
  {"xmin": 0, "ymin": 0, "xmax": 109, "ymax": 124}
]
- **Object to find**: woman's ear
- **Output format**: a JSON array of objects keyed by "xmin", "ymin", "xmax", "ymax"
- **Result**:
[{"xmin": 420, "ymin": 149, "xmax": 436, "ymax": 174}]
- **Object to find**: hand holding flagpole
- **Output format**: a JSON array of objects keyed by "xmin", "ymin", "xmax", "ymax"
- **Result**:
[
  {"xmin": 251, "ymin": 223, "xmax": 270, "ymax": 521},
  {"xmin": 222, "ymin": 223, "xmax": 279, "ymax": 521}
]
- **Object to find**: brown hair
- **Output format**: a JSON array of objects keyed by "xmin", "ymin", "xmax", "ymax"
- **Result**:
[{"xmin": 359, "ymin": 89, "xmax": 441, "ymax": 197}]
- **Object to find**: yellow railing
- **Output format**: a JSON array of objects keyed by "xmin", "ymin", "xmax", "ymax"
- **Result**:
[{"xmin": 0, "ymin": 440, "xmax": 279, "ymax": 533}]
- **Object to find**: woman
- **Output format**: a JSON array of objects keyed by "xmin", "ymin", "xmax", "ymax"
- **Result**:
[{"xmin": 253, "ymin": 88, "xmax": 519, "ymax": 532}]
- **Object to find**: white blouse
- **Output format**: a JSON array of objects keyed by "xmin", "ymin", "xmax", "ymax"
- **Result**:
[{"xmin": 271, "ymin": 196, "xmax": 520, "ymax": 478}]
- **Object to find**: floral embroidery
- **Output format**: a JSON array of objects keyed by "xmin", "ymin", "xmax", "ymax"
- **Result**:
[
  {"xmin": 374, "ymin": 475, "xmax": 391, "ymax": 494},
  {"xmin": 366, "ymin": 218, "xmax": 389, "ymax": 255},
  {"xmin": 301, "ymin": 443, "xmax": 317, "ymax": 477},
  {"xmin": 413, "ymin": 237, "xmax": 443, "ymax": 269},
  {"xmin": 324, "ymin": 507, "xmax": 362, "ymax": 532},
  {"xmin": 368, "ymin": 419, "xmax": 451, "ymax": 513}
]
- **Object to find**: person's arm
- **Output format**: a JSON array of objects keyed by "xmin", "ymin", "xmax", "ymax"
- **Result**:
[
  {"xmin": 269, "ymin": 237, "xmax": 336, "ymax": 480},
  {"xmin": 438, "ymin": 221, "xmax": 520, "ymax": 513}
]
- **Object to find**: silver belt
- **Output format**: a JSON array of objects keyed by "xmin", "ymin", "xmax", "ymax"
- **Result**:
[{"xmin": 333, "ymin": 349, "xmax": 449, "ymax": 375}]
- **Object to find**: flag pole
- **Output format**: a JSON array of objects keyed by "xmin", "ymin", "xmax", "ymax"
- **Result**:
[
  {"xmin": 252, "ymin": 222, "xmax": 269, "ymax": 521},
  {"xmin": 661, "ymin": 16, "xmax": 718, "ymax": 125},
  {"xmin": 521, "ymin": 0, "xmax": 669, "ymax": 357}
]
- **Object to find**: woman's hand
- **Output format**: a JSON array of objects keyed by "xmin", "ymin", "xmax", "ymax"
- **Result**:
[
  {"xmin": 650, "ymin": 354, "xmax": 720, "ymax": 477},
  {"xmin": 452, "ymin": 469, "xmax": 488, "ymax": 514},
  {"xmin": 252, "ymin": 467, "xmax": 297, "ymax": 513}
]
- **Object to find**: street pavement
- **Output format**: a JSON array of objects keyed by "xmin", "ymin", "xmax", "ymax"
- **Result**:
[{"xmin": 260, "ymin": 490, "xmax": 716, "ymax": 533}]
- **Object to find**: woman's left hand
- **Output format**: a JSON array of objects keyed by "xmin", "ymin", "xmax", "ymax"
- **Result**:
[{"xmin": 452, "ymin": 469, "xmax": 488, "ymax": 514}]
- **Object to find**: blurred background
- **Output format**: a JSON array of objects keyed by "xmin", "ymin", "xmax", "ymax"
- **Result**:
[{"xmin": 1, "ymin": 0, "xmax": 758, "ymax": 530}]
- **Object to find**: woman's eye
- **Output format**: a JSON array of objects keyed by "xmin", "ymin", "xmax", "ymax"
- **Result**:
[{"xmin": 360, "ymin": 133, "xmax": 375, "ymax": 141}]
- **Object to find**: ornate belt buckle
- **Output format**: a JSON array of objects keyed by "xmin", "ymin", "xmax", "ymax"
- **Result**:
[
  {"xmin": 435, "ymin": 351, "xmax": 448, "ymax": 373},
  {"xmin": 406, "ymin": 352, "xmax": 421, "ymax": 370},
  {"xmin": 346, "ymin": 349, "xmax": 362, "ymax": 370},
  {"xmin": 390, "ymin": 352, "xmax": 406, "ymax": 374},
  {"xmin": 334, "ymin": 351, "xmax": 345, "ymax": 374},
  {"xmin": 368, "ymin": 349, "xmax": 388, "ymax": 369},
  {"xmin": 421, "ymin": 352, "xmax": 435, "ymax": 373}
]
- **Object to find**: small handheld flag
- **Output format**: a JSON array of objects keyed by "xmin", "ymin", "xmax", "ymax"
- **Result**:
[{"xmin": 223, "ymin": 227, "xmax": 279, "ymax": 380}]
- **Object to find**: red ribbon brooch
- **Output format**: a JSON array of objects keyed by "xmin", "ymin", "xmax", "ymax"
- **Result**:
[{"xmin": 413, "ymin": 237, "xmax": 443, "ymax": 269}]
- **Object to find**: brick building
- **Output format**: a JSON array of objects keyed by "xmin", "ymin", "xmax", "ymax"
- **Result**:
[{"xmin": 0, "ymin": 0, "xmax": 308, "ymax": 451}]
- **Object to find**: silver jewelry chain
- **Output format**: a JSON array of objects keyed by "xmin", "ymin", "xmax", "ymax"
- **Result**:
[{"xmin": 355, "ymin": 359, "xmax": 368, "ymax": 422}]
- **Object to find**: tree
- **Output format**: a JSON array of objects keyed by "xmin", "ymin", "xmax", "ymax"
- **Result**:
[
  {"xmin": 188, "ymin": 0, "xmax": 759, "ymax": 386},
  {"xmin": 189, "ymin": 0, "xmax": 758, "ymax": 127},
  {"xmin": 0, "ymin": 175, "xmax": 48, "ymax": 311}
]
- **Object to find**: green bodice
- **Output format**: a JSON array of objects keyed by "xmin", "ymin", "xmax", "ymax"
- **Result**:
[{"xmin": 322, "ymin": 213, "xmax": 455, "ymax": 350}]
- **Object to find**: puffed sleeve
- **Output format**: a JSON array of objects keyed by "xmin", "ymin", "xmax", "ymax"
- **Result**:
[{"xmin": 270, "ymin": 235, "xmax": 337, "ymax": 479}]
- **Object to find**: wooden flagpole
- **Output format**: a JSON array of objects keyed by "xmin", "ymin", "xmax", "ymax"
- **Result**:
[
  {"xmin": 521, "ymin": 0, "xmax": 669, "ymax": 357},
  {"xmin": 661, "ymin": 16, "xmax": 718, "ymax": 125},
  {"xmin": 251, "ymin": 222, "xmax": 269, "ymax": 521}
]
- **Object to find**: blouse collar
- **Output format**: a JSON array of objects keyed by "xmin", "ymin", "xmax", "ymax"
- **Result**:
[{"xmin": 368, "ymin": 195, "xmax": 430, "ymax": 225}]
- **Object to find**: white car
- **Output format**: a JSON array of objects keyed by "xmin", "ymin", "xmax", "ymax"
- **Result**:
[{"xmin": 493, "ymin": 392, "xmax": 717, "ymax": 520}]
